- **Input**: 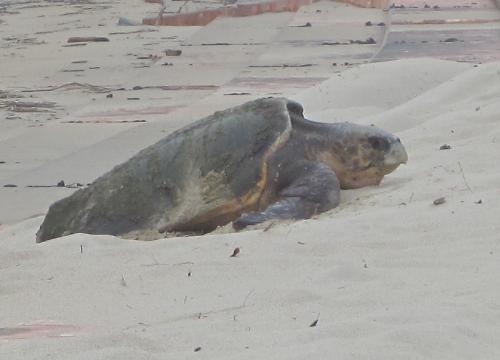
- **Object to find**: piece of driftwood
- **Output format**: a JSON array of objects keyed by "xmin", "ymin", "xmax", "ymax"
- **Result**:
[
  {"xmin": 164, "ymin": 49, "xmax": 182, "ymax": 56},
  {"xmin": 0, "ymin": 100, "xmax": 57, "ymax": 112},
  {"xmin": 21, "ymin": 82, "xmax": 114, "ymax": 94},
  {"xmin": 67, "ymin": 37, "xmax": 109, "ymax": 43}
]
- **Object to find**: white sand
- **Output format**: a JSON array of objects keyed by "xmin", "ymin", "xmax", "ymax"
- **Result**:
[{"xmin": 1, "ymin": 0, "xmax": 500, "ymax": 358}]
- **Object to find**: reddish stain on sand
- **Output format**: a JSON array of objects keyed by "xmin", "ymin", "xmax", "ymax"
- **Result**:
[{"xmin": 0, "ymin": 323, "xmax": 85, "ymax": 340}]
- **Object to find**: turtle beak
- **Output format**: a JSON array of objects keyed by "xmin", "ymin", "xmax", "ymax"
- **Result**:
[{"xmin": 383, "ymin": 137, "xmax": 408, "ymax": 171}]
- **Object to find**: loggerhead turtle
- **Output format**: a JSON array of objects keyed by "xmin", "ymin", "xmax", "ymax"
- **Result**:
[{"xmin": 36, "ymin": 97, "xmax": 407, "ymax": 242}]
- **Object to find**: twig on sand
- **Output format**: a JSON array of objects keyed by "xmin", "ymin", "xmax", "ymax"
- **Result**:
[
  {"xmin": 67, "ymin": 37, "xmax": 109, "ymax": 43},
  {"xmin": 141, "ymin": 258, "xmax": 194, "ymax": 267},
  {"xmin": 309, "ymin": 313, "xmax": 320, "ymax": 327},
  {"xmin": 62, "ymin": 43, "xmax": 87, "ymax": 47},
  {"xmin": 457, "ymin": 161, "xmax": 473, "ymax": 193},
  {"xmin": 109, "ymin": 29, "xmax": 158, "ymax": 35},
  {"xmin": 198, "ymin": 290, "xmax": 254, "ymax": 320},
  {"xmin": 143, "ymin": 254, "xmax": 167, "ymax": 266},
  {"xmin": 21, "ymin": 82, "xmax": 114, "ymax": 94},
  {"xmin": 0, "ymin": 100, "xmax": 57, "ymax": 112},
  {"xmin": 177, "ymin": 0, "xmax": 192, "ymax": 13},
  {"xmin": 61, "ymin": 119, "xmax": 147, "ymax": 124},
  {"xmin": 26, "ymin": 182, "xmax": 84, "ymax": 189},
  {"xmin": 262, "ymin": 222, "xmax": 275, "ymax": 232},
  {"xmin": 242, "ymin": 289, "xmax": 255, "ymax": 307}
]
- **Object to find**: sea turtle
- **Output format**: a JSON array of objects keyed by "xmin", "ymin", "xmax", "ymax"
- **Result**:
[{"xmin": 36, "ymin": 97, "xmax": 407, "ymax": 242}]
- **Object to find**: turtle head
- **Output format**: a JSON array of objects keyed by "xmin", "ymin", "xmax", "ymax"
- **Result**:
[{"xmin": 316, "ymin": 123, "xmax": 408, "ymax": 189}]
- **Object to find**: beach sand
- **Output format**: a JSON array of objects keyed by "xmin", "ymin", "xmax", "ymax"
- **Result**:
[{"xmin": 1, "ymin": 0, "xmax": 500, "ymax": 358}]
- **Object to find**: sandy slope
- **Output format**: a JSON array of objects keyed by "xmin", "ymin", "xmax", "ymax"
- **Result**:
[
  {"xmin": 2, "ymin": 0, "xmax": 500, "ymax": 359},
  {"xmin": 1, "ymin": 58, "xmax": 500, "ymax": 359}
]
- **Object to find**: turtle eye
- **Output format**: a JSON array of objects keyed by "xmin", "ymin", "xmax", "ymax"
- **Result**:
[{"xmin": 368, "ymin": 136, "xmax": 389, "ymax": 151}]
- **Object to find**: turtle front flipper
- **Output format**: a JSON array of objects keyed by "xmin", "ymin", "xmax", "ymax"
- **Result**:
[{"xmin": 233, "ymin": 161, "xmax": 340, "ymax": 230}]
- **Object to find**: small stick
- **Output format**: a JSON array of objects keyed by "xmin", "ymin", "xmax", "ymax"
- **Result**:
[
  {"xmin": 67, "ymin": 37, "xmax": 109, "ymax": 43},
  {"xmin": 173, "ymin": 261, "xmax": 194, "ymax": 266},
  {"xmin": 457, "ymin": 161, "xmax": 473, "ymax": 193},
  {"xmin": 242, "ymin": 289, "xmax": 254, "ymax": 307},
  {"xmin": 21, "ymin": 82, "xmax": 114, "ymax": 93},
  {"xmin": 177, "ymin": 0, "xmax": 191, "ymax": 13},
  {"xmin": 262, "ymin": 222, "xmax": 275, "ymax": 232},
  {"xmin": 309, "ymin": 313, "xmax": 320, "ymax": 327}
]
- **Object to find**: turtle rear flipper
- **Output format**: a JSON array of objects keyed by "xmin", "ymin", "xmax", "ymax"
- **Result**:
[{"xmin": 233, "ymin": 161, "xmax": 340, "ymax": 229}]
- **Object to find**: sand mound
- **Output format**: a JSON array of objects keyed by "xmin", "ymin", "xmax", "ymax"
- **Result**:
[{"xmin": 293, "ymin": 58, "xmax": 471, "ymax": 122}]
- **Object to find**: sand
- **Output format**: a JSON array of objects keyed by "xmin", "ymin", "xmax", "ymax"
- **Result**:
[{"xmin": 1, "ymin": 0, "xmax": 500, "ymax": 358}]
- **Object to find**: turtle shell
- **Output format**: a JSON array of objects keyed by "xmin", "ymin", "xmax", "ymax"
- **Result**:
[{"xmin": 36, "ymin": 97, "xmax": 301, "ymax": 242}]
